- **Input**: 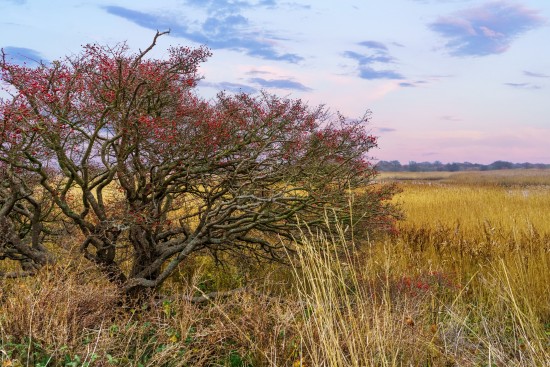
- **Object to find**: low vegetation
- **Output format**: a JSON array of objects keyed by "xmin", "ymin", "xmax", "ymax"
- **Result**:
[{"xmin": 1, "ymin": 170, "xmax": 549, "ymax": 366}]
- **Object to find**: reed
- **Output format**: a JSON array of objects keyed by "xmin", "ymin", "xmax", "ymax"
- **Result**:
[{"xmin": 1, "ymin": 170, "xmax": 549, "ymax": 366}]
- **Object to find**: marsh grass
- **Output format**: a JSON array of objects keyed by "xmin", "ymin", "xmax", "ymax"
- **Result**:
[
  {"xmin": 288, "ymin": 211, "xmax": 549, "ymax": 366},
  {"xmin": 395, "ymin": 182, "xmax": 550, "ymax": 231},
  {"xmin": 378, "ymin": 168, "xmax": 550, "ymax": 186},
  {"xmin": 1, "ymin": 169, "xmax": 549, "ymax": 366}
]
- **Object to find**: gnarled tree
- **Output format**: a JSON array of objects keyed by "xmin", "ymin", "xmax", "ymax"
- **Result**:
[
  {"xmin": 0, "ymin": 163, "xmax": 54, "ymax": 277},
  {"xmin": 0, "ymin": 32, "xmax": 399, "ymax": 296}
]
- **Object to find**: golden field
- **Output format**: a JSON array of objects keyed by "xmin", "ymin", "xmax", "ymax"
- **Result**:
[{"xmin": 1, "ymin": 169, "xmax": 549, "ymax": 366}]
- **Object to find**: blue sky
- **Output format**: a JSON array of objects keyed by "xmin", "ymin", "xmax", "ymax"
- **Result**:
[{"xmin": 1, "ymin": 0, "xmax": 549, "ymax": 164}]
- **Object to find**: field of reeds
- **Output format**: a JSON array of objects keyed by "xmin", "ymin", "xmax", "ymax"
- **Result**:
[{"xmin": 1, "ymin": 169, "xmax": 549, "ymax": 366}]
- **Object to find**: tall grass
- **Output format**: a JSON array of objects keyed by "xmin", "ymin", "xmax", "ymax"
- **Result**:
[
  {"xmin": 289, "ymin": 209, "xmax": 550, "ymax": 366},
  {"xmin": 1, "ymin": 170, "xmax": 549, "ymax": 366},
  {"xmin": 395, "ymin": 183, "xmax": 550, "ymax": 232}
]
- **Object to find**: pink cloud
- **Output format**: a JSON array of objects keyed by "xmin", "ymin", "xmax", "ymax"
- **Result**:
[{"xmin": 430, "ymin": 1, "xmax": 546, "ymax": 56}]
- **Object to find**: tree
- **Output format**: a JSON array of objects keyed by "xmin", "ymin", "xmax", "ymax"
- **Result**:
[
  {"xmin": 0, "ymin": 163, "xmax": 54, "ymax": 277},
  {"xmin": 0, "ymin": 32, "xmax": 399, "ymax": 296},
  {"xmin": 488, "ymin": 160, "xmax": 514, "ymax": 170}
]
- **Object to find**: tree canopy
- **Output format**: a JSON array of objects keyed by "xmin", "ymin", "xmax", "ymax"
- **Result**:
[{"xmin": 1, "ymin": 32, "xmax": 399, "ymax": 296}]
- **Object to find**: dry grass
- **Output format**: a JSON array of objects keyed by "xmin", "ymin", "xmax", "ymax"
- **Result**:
[
  {"xmin": 378, "ymin": 168, "xmax": 550, "ymax": 186},
  {"xmin": 288, "ymin": 211, "xmax": 550, "ymax": 366},
  {"xmin": 395, "ymin": 183, "xmax": 550, "ymax": 232},
  {"xmin": 1, "ymin": 169, "xmax": 549, "ymax": 366}
]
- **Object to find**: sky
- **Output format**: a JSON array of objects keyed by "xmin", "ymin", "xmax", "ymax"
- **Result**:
[{"xmin": 1, "ymin": 0, "xmax": 549, "ymax": 164}]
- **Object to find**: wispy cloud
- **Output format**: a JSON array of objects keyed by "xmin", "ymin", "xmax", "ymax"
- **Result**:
[
  {"xmin": 199, "ymin": 80, "xmax": 258, "ymax": 94},
  {"xmin": 398, "ymin": 79, "xmax": 430, "ymax": 88},
  {"xmin": 358, "ymin": 68, "xmax": 403, "ymax": 80},
  {"xmin": 104, "ymin": 6, "xmax": 172, "ymax": 33},
  {"xmin": 377, "ymin": 127, "xmax": 397, "ymax": 133},
  {"xmin": 184, "ymin": 0, "xmax": 283, "ymax": 14},
  {"xmin": 441, "ymin": 115, "xmax": 462, "ymax": 122},
  {"xmin": 429, "ymin": 1, "xmax": 546, "ymax": 57},
  {"xmin": 103, "ymin": 5, "xmax": 302, "ymax": 63},
  {"xmin": 524, "ymin": 70, "xmax": 550, "ymax": 78},
  {"xmin": 185, "ymin": 0, "xmax": 251, "ymax": 15},
  {"xmin": 343, "ymin": 50, "xmax": 394, "ymax": 65},
  {"xmin": 343, "ymin": 41, "xmax": 404, "ymax": 80},
  {"xmin": 259, "ymin": 0, "xmax": 277, "ymax": 7},
  {"xmin": 248, "ymin": 77, "xmax": 312, "ymax": 91},
  {"xmin": 358, "ymin": 40, "xmax": 388, "ymax": 51},
  {"xmin": 246, "ymin": 69, "xmax": 274, "ymax": 76},
  {"xmin": 504, "ymin": 82, "xmax": 541, "ymax": 89},
  {"xmin": 1, "ymin": 46, "xmax": 45, "ymax": 65},
  {"xmin": 412, "ymin": 0, "xmax": 472, "ymax": 3}
]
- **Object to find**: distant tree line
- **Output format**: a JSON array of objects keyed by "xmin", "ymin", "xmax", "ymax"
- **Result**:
[{"xmin": 376, "ymin": 160, "xmax": 550, "ymax": 172}]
